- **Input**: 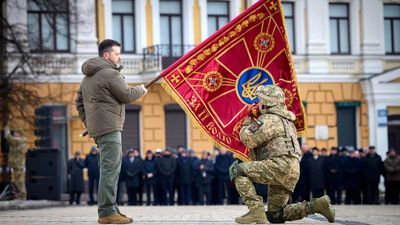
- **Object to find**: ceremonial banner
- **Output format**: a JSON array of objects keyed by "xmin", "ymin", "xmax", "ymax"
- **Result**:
[{"xmin": 160, "ymin": 0, "xmax": 306, "ymax": 161}]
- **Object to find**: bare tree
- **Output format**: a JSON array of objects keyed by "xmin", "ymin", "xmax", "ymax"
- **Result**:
[{"xmin": 0, "ymin": 0, "xmax": 77, "ymax": 128}]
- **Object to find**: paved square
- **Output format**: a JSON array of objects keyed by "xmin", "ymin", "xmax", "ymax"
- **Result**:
[{"xmin": 0, "ymin": 205, "xmax": 399, "ymax": 225}]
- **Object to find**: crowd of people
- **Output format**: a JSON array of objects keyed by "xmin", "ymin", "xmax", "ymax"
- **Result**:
[
  {"xmin": 293, "ymin": 145, "xmax": 400, "ymax": 205},
  {"xmin": 68, "ymin": 146, "xmax": 242, "ymax": 206},
  {"xmin": 67, "ymin": 144, "xmax": 400, "ymax": 206}
]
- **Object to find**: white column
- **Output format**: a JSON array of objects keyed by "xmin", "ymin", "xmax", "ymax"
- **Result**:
[
  {"xmin": 350, "ymin": 0, "xmax": 361, "ymax": 55},
  {"xmin": 375, "ymin": 103, "xmax": 389, "ymax": 157},
  {"xmin": 230, "ymin": 0, "xmax": 241, "ymax": 18},
  {"xmin": 306, "ymin": 0, "xmax": 330, "ymax": 74},
  {"xmin": 74, "ymin": 0, "xmax": 98, "ymax": 73},
  {"xmin": 4, "ymin": 0, "xmax": 27, "ymax": 51},
  {"xmin": 295, "ymin": 0, "xmax": 306, "ymax": 55},
  {"xmin": 74, "ymin": 0, "xmax": 98, "ymax": 53},
  {"xmin": 361, "ymin": 79, "xmax": 377, "ymax": 147},
  {"xmin": 200, "ymin": 0, "xmax": 208, "ymax": 41},
  {"xmin": 360, "ymin": 0, "xmax": 385, "ymax": 74},
  {"xmin": 360, "ymin": 0, "xmax": 385, "ymax": 55},
  {"xmin": 305, "ymin": 0, "xmax": 330, "ymax": 55},
  {"xmin": 183, "ymin": 0, "xmax": 195, "ymax": 46},
  {"xmin": 152, "ymin": 0, "xmax": 160, "ymax": 45},
  {"xmin": 136, "ymin": 0, "xmax": 147, "ymax": 53},
  {"xmin": 104, "ymin": 0, "xmax": 113, "ymax": 39}
]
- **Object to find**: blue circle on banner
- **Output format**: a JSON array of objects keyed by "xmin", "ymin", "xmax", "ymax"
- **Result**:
[{"xmin": 236, "ymin": 67, "xmax": 274, "ymax": 105}]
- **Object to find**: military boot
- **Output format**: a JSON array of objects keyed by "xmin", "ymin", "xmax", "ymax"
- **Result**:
[
  {"xmin": 98, "ymin": 213, "xmax": 132, "ymax": 224},
  {"xmin": 235, "ymin": 207, "xmax": 268, "ymax": 224},
  {"xmin": 118, "ymin": 212, "xmax": 133, "ymax": 223},
  {"xmin": 310, "ymin": 195, "xmax": 335, "ymax": 223}
]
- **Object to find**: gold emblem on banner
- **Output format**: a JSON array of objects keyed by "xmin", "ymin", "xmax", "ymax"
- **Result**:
[
  {"xmin": 203, "ymin": 71, "xmax": 223, "ymax": 92},
  {"xmin": 241, "ymin": 73, "xmax": 268, "ymax": 100},
  {"xmin": 284, "ymin": 88, "xmax": 293, "ymax": 110},
  {"xmin": 254, "ymin": 33, "xmax": 275, "ymax": 53}
]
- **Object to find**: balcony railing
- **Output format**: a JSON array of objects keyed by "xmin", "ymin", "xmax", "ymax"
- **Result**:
[
  {"xmin": 143, "ymin": 44, "xmax": 195, "ymax": 69},
  {"xmin": 6, "ymin": 52, "xmax": 163, "ymax": 77},
  {"xmin": 143, "ymin": 44, "xmax": 195, "ymax": 57}
]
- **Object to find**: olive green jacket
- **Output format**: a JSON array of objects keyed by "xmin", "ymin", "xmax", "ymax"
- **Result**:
[{"xmin": 75, "ymin": 57, "xmax": 145, "ymax": 137}]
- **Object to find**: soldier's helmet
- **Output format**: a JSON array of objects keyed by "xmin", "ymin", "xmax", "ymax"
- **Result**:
[{"xmin": 254, "ymin": 85, "xmax": 285, "ymax": 107}]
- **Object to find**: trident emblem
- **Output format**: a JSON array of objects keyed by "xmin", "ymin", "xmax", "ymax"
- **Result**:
[{"xmin": 241, "ymin": 72, "xmax": 268, "ymax": 100}]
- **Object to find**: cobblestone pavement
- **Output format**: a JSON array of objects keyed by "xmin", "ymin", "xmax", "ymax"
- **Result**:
[{"xmin": 0, "ymin": 205, "xmax": 399, "ymax": 225}]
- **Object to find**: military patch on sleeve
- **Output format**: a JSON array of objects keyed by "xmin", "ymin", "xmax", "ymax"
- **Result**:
[{"xmin": 248, "ymin": 120, "xmax": 264, "ymax": 134}]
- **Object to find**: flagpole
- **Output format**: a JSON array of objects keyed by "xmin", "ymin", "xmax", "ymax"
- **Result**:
[
  {"xmin": 79, "ymin": 74, "xmax": 163, "ymax": 138},
  {"xmin": 144, "ymin": 73, "xmax": 162, "ymax": 88}
]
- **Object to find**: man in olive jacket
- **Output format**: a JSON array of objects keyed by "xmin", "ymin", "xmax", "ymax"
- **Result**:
[{"xmin": 75, "ymin": 39, "xmax": 147, "ymax": 224}]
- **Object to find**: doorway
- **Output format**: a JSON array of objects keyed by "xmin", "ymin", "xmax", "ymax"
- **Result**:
[{"xmin": 388, "ymin": 115, "xmax": 400, "ymax": 153}]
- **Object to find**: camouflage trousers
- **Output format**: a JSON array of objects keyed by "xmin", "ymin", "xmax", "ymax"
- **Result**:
[
  {"xmin": 11, "ymin": 169, "xmax": 27, "ymax": 200},
  {"xmin": 234, "ymin": 155, "xmax": 312, "ymax": 221}
]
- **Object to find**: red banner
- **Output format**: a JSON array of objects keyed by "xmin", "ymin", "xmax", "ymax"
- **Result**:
[{"xmin": 160, "ymin": 0, "xmax": 306, "ymax": 161}]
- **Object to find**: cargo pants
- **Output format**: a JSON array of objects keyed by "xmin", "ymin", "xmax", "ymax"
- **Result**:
[
  {"xmin": 234, "ymin": 155, "xmax": 312, "ymax": 221},
  {"xmin": 95, "ymin": 131, "xmax": 123, "ymax": 217}
]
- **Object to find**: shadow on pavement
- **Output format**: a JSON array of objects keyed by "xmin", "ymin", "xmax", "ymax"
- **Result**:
[{"xmin": 309, "ymin": 214, "xmax": 370, "ymax": 225}]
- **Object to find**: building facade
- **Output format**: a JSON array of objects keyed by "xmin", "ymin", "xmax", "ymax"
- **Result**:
[{"xmin": 1, "ymin": 0, "xmax": 400, "ymax": 164}]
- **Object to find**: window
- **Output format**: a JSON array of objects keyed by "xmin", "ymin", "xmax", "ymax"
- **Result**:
[
  {"xmin": 165, "ymin": 104, "xmax": 187, "ymax": 148},
  {"xmin": 336, "ymin": 102, "xmax": 359, "ymax": 149},
  {"xmin": 112, "ymin": 0, "xmax": 135, "ymax": 53},
  {"xmin": 384, "ymin": 4, "xmax": 400, "ymax": 54},
  {"xmin": 122, "ymin": 105, "xmax": 141, "ymax": 151},
  {"xmin": 27, "ymin": 0, "xmax": 70, "ymax": 52},
  {"xmin": 282, "ymin": 2, "xmax": 295, "ymax": 53},
  {"xmin": 207, "ymin": 1, "xmax": 229, "ymax": 36},
  {"xmin": 160, "ymin": 0, "xmax": 183, "ymax": 57},
  {"xmin": 329, "ymin": 3, "xmax": 350, "ymax": 54}
]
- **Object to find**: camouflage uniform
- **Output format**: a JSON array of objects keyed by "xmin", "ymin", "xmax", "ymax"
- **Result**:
[
  {"xmin": 6, "ymin": 129, "xmax": 28, "ymax": 200},
  {"xmin": 233, "ymin": 85, "xmax": 334, "ymax": 223}
]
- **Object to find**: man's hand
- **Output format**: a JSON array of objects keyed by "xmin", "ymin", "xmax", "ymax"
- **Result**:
[
  {"xmin": 229, "ymin": 160, "xmax": 244, "ymax": 181},
  {"xmin": 141, "ymin": 84, "xmax": 148, "ymax": 95}
]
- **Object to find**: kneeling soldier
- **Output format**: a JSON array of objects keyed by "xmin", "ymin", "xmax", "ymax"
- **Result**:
[{"xmin": 230, "ymin": 85, "xmax": 335, "ymax": 224}]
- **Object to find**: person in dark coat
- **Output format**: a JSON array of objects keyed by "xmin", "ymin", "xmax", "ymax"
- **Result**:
[
  {"xmin": 188, "ymin": 149, "xmax": 200, "ymax": 205},
  {"xmin": 68, "ymin": 151, "xmax": 85, "ymax": 205},
  {"xmin": 123, "ymin": 149, "xmax": 143, "ymax": 205},
  {"xmin": 154, "ymin": 149, "xmax": 164, "ymax": 205},
  {"xmin": 343, "ymin": 150, "xmax": 362, "ymax": 204},
  {"xmin": 176, "ymin": 150, "xmax": 192, "ymax": 205},
  {"xmin": 196, "ymin": 151, "xmax": 214, "ymax": 205},
  {"xmin": 175, "ymin": 145, "xmax": 186, "ymax": 205},
  {"xmin": 308, "ymin": 147, "xmax": 325, "ymax": 198},
  {"xmin": 384, "ymin": 148, "xmax": 400, "ymax": 204},
  {"xmin": 362, "ymin": 146, "xmax": 383, "ymax": 204},
  {"xmin": 156, "ymin": 148, "xmax": 177, "ymax": 205},
  {"xmin": 292, "ymin": 144, "xmax": 312, "ymax": 202},
  {"xmin": 143, "ymin": 150, "xmax": 158, "ymax": 205},
  {"xmin": 324, "ymin": 147, "xmax": 343, "ymax": 204},
  {"xmin": 358, "ymin": 148, "xmax": 368, "ymax": 204},
  {"xmin": 85, "ymin": 146, "xmax": 100, "ymax": 205},
  {"xmin": 214, "ymin": 148, "xmax": 234, "ymax": 204}
]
